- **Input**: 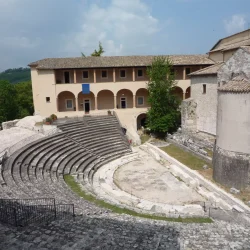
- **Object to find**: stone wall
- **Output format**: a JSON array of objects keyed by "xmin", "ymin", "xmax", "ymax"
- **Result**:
[
  {"xmin": 1, "ymin": 119, "xmax": 20, "ymax": 130},
  {"xmin": 213, "ymin": 47, "xmax": 250, "ymax": 189},
  {"xmin": 181, "ymin": 98, "xmax": 197, "ymax": 132},
  {"xmin": 218, "ymin": 47, "xmax": 250, "ymax": 84},
  {"xmin": 213, "ymin": 146, "xmax": 250, "ymax": 189},
  {"xmin": 191, "ymin": 75, "xmax": 218, "ymax": 135}
]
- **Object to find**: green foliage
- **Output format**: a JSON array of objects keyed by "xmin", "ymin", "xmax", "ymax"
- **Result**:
[
  {"xmin": 161, "ymin": 144, "xmax": 212, "ymax": 170},
  {"xmin": 81, "ymin": 41, "xmax": 105, "ymax": 57},
  {"xmin": 0, "ymin": 68, "xmax": 31, "ymax": 84},
  {"xmin": 50, "ymin": 114, "xmax": 57, "ymax": 120},
  {"xmin": 14, "ymin": 81, "xmax": 34, "ymax": 118},
  {"xmin": 45, "ymin": 117, "xmax": 52, "ymax": 123},
  {"xmin": 0, "ymin": 80, "xmax": 19, "ymax": 124},
  {"xmin": 0, "ymin": 80, "xmax": 34, "ymax": 125},
  {"xmin": 146, "ymin": 56, "xmax": 181, "ymax": 134}
]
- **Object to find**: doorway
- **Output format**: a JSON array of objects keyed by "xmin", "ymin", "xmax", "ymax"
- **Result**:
[
  {"xmin": 84, "ymin": 99, "xmax": 90, "ymax": 113},
  {"xmin": 120, "ymin": 97, "xmax": 126, "ymax": 109}
]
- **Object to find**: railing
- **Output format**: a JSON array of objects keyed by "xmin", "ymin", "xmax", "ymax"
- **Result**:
[{"xmin": 0, "ymin": 198, "xmax": 75, "ymax": 227}]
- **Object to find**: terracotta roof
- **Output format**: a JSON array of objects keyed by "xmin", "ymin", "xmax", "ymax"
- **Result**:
[
  {"xmin": 218, "ymin": 77, "xmax": 250, "ymax": 93},
  {"xmin": 28, "ymin": 55, "xmax": 214, "ymax": 69},
  {"xmin": 210, "ymin": 39, "xmax": 250, "ymax": 53},
  {"xmin": 189, "ymin": 62, "xmax": 223, "ymax": 77}
]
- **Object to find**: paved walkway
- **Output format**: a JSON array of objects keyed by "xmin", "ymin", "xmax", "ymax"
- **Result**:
[
  {"xmin": 114, "ymin": 148, "xmax": 204, "ymax": 205},
  {"xmin": 1, "ymin": 213, "xmax": 250, "ymax": 249}
]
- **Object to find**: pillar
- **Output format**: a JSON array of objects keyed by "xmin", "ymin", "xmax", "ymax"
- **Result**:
[
  {"xmin": 56, "ymin": 97, "xmax": 59, "ymax": 111},
  {"xmin": 74, "ymin": 70, "xmax": 77, "ymax": 83},
  {"xmin": 132, "ymin": 67, "xmax": 135, "ymax": 82},
  {"xmin": 113, "ymin": 68, "xmax": 116, "ymax": 83},
  {"xmin": 114, "ymin": 95, "xmax": 117, "ymax": 109},
  {"xmin": 133, "ymin": 95, "xmax": 136, "ymax": 108},
  {"xmin": 75, "ymin": 98, "xmax": 79, "ymax": 111},
  {"xmin": 183, "ymin": 67, "xmax": 186, "ymax": 80},
  {"xmin": 183, "ymin": 92, "xmax": 185, "ymax": 100},
  {"xmin": 94, "ymin": 69, "xmax": 96, "ymax": 83},
  {"xmin": 95, "ymin": 96, "xmax": 98, "ymax": 110}
]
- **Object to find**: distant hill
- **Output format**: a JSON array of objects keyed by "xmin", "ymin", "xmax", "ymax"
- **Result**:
[{"xmin": 0, "ymin": 67, "xmax": 31, "ymax": 84}]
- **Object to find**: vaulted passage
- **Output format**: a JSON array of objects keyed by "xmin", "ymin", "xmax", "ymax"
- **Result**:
[
  {"xmin": 57, "ymin": 91, "xmax": 76, "ymax": 112},
  {"xmin": 97, "ymin": 90, "xmax": 114, "ymax": 110},
  {"xmin": 137, "ymin": 113, "xmax": 147, "ymax": 130}
]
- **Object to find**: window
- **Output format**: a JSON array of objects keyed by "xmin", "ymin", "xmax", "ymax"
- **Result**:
[
  {"xmin": 66, "ymin": 99, "xmax": 73, "ymax": 109},
  {"xmin": 203, "ymin": 84, "xmax": 206, "ymax": 94},
  {"xmin": 137, "ymin": 69, "xmax": 143, "ymax": 77},
  {"xmin": 46, "ymin": 97, "xmax": 50, "ymax": 103},
  {"xmin": 137, "ymin": 96, "xmax": 144, "ymax": 106},
  {"xmin": 185, "ymin": 68, "xmax": 191, "ymax": 75},
  {"xmin": 120, "ymin": 69, "xmax": 126, "ymax": 78},
  {"xmin": 101, "ymin": 70, "xmax": 108, "ymax": 78},
  {"xmin": 83, "ymin": 70, "xmax": 89, "ymax": 79},
  {"xmin": 64, "ymin": 71, "xmax": 70, "ymax": 83}
]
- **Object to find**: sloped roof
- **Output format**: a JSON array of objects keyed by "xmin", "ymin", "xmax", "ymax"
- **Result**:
[
  {"xmin": 218, "ymin": 76, "xmax": 250, "ymax": 93},
  {"xmin": 189, "ymin": 62, "xmax": 224, "ymax": 77},
  {"xmin": 28, "ymin": 55, "xmax": 214, "ymax": 69},
  {"xmin": 210, "ymin": 39, "xmax": 250, "ymax": 52},
  {"xmin": 210, "ymin": 28, "xmax": 250, "ymax": 51}
]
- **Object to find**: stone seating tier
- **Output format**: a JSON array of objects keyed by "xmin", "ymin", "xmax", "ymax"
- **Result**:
[{"xmin": 0, "ymin": 115, "xmax": 132, "ymax": 212}]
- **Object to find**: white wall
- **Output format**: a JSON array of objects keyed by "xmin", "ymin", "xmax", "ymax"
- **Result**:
[
  {"xmin": 191, "ymin": 76, "xmax": 218, "ymax": 135},
  {"xmin": 217, "ymin": 92, "xmax": 250, "ymax": 154}
]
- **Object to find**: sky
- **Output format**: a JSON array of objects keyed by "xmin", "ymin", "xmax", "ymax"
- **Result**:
[{"xmin": 0, "ymin": 0, "xmax": 250, "ymax": 71}]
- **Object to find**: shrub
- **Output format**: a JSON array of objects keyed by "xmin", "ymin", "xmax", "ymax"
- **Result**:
[
  {"xmin": 50, "ymin": 114, "xmax": 57, "ymax": 120},
  {"xmin": 45, "ymin": 117, "xmax": 52, "ymax": 124}
]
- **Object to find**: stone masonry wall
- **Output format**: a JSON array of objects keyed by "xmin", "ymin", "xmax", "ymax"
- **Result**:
[
  {"xmin": 181, "ymin": 98, "xmax": 197, "ymax": 132},
  {"xmin": 213, "ymin": 47, "xmax": 250, "ymax": 189},
  {"xmin": 213, "ymin": 146, "xmax": 250, "ymax": 189},
  {"xmin": 2, "ymin": 119, "xmax": 20, "ymax": 130},
  {"xmin": 218, "ymin": 47, "xmax": 250, "ymax": 84},
  {"xmin": 191, "ymin": 75, "xmax": 218, "ymax": 135}
]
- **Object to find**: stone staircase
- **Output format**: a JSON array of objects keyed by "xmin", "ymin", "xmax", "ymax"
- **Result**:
[{"xmin": 0, "ymin": 115, "xmax": 132, "ymax": 214}]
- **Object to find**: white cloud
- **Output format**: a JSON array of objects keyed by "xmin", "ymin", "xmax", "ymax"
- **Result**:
[
  {"xmin": 224, "ymin": 14, "xmax": 246, "ymax": 35},
  {"xmin": 64, "ymin": 0, "xmax": 160, "ymax": 56}
]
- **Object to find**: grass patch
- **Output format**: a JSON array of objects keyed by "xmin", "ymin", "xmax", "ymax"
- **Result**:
[
  {"xmin": 64, "ymin": 174, "xmax": 212, "ymax": 223},
  {"xmin": 140, "ymin": 133, "xmax": 151, "ymax": 144},
  {"xmin": 205, "ymin": 149, "xmax": 213, "ymax": 158},
  {"xmin": 161, "ymin": 144, "xmax": 212, "ymax": 171}
]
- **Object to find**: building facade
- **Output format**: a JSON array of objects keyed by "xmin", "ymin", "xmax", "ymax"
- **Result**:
[
  {"xmin": 29, "ymin": 55, "xmax": 213, "ymax": 119},
  {"xmin": 183, "ymin": 29, "xmax": 250, "ymax": 136}
]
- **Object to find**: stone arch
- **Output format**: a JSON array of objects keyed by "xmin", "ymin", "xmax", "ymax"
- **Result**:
[
  {"xmin": 185, "ymin": 86, "xmax": 191, "ymax": 99},
  {"xmin": 135, "ymin": 88, "xmax": 149, "ymax": 108},
  {"xmin": 97, "ymin": 90, "xmax": 114, "ymax": 110},
  {"xmin": 78, "ymin": 91, "xmax": 95, "ymax": 112},
  {"xmin": 116, "ymin": 89, "xmax": 133, "ymax": 109},
  {"xmin": 137, "ymin": 113, "xmax": 147, "ymax": 130},
  {"xmin": 57, "ymin": 91, "xmax": 76, "ymax": 112},
  {"xmin": 171, "ymin": 86, "xmax": 183, "ymax": 100}
]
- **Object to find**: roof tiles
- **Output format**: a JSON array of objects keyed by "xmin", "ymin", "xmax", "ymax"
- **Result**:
[
  {"xmin": 29, "ymin": 55, "xmax": 214, "ymax": 69},
  {"xmin": 218, "ymin": 77, "xmax": 250, "ymax": 93}
]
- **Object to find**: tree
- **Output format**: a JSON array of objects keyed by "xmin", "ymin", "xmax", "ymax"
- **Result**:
[
  {"xmin": 14, "ymin": 81, "xmax": 34, "ymax": 117},
  {"xmin": 81, "ymin": 42, "xmax": 105, "ymax": 57},
  {"xmin": 146, "ymin": 56, "xmax": 181, "ymax": 135},
  {"xmin": 0, "ymin": 80, "xmax": 19, "ymax": 125}
]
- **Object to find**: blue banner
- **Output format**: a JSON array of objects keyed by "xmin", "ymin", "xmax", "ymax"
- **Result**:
[{"xmin": 82, "ymin": 84, "xmax": 90, "ymax": 94}]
